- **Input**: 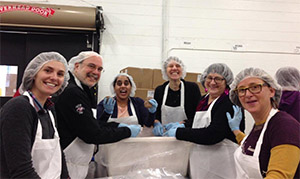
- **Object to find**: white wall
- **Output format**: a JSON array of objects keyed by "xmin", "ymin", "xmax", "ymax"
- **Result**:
[
  {"xmin": 3, "ymin": 0, "xmax": 300, "ymax": 134},
  {"xmin": 161, "ymin": 0, "xmax": 300, "ymax": 133}
]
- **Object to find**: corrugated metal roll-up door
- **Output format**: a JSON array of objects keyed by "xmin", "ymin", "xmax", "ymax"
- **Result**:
[
  {"xmin": 0, "ymin": 2, "xmax": 105, "ymax": 107},
  {"xmin": 0, "ymin": 2, "xmax": 104, "ymax": 31}
]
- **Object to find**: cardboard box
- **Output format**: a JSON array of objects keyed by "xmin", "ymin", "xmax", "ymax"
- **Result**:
[
  {"xmin": 197, "ymin": 82, "xmax": 206, "ymax": 96},
  {"xmin": 152, "ymin": 69, "xmax": 166, "ymax": 89},
  {"xmin": 184, "ymin": 72, "xmax": 201, "ymax": 83},
  {"xmin": 120, "ymin": 67, "xmax": 153, "ymax": 89},
  {"xmin": 121, "ymin": 67, "xmax": 206, "ymax": 96},
  {"xmin": 5, "ymin": 74, "xmax": 17, "ymax": 97},
  {"xmin": 185, "ymin": 72, "xmax": 206, "ymax": 96},
  {"xmin": 135, "ymin": 88, "xmax": 154, "ymax": 101}
]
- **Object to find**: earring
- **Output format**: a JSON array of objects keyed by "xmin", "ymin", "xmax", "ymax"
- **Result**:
[
  {"xmin": 224, "ymin": 88, "xmax": 229, "ymax": 95},
  {"xmin": 205, "ymin": 88, "xmax": 208, "ymax": 92}
]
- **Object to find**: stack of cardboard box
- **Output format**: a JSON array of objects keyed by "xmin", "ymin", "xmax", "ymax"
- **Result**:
[
  {"xmin": 184, "ymin": 72, "xmax": 206, "ymax": 95},
  {"xmin": 120, "ymin": 67, "xmax": 155, "ymax": 101},
  {"xmin": 120, "ymin": 67, "xmax": 206, "ymax": 101}
]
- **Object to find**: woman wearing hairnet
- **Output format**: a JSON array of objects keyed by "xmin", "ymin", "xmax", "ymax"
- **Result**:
[
  {"xmin": 227, "ymin": 67, "xmax": 300, "ymax": 178},
  {"xmin": 94, "ymin": 73, "xmax": 156, "ymax": 177},
  {"xmin": 152, "ymin": 56, "xmax": 201, "ymax": 136},
  {"xmin": 0, "ymin": 52, "xmax": 70, "ymax": 178},
  {"xmin": 275, "ymin": 66, "xmax": 300, "ymax": 122},
  {"xmin": 97, "ymin": 73, "xmax": 157, "ymax": 127},
  {"xmin": 164, "ymin": 63, "xmax": 245, "ymax": 178}
]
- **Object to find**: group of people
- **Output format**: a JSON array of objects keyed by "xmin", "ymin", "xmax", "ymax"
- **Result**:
[{"xmin": 0, "ymin": 51, "xmax": 299, "ymax": 179}]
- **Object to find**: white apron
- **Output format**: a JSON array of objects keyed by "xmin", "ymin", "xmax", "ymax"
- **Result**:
[
  {"xmin": 94, "ymin": 100, "xmax": 140, "ymax": 177},
  {"xmin": 189, "ymin": 96, "xmax": 238, "ymax": 179},
  {"xmin": 63, "ymin": 108, "xmax": 97, "ymax": 179},
  {"xmin": 161, "ymin": 81, "xmax": 187, "ymax": 125},
  {"xmin": 107, "ymin": 99, "xmax": 139, "ymax": 125},
  {"xmin": 234, "ymin": 108, "xmax": 278, "ymax": 179},
  {"xmin": 24, "ymin": 92, "xmax": 62, "ymax": 179}
]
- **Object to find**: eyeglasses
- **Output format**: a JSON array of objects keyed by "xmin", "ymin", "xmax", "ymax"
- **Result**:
[
  {"xmin": 81, "ymin": 62, "xmax": 104, "ymax": 73},
  {"xmin": 235, "ymin": 83, "xmax": 268, "ymax": 97},
  {"xmin": 205, "ymin": 76, "xmax": 225, "ymax": 84}
]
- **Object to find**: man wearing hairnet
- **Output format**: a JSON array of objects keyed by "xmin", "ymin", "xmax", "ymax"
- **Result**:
[
  {"xmin": 275, "ymin": 67, "xmax": 300, "ymax": 122},
  {"xmin": 54, "ymin": 51, "xmax": 140, "ymax": 179}
]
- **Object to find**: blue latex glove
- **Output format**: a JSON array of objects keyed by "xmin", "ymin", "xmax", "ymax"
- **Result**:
[
  {"xmin": 164, "ymin": 122, "xmax": 185, "ymax": 130},
  {"xmin": 226, "ymin": 105, "xmax": 242, "ymax": 131},
  {"xmin": 103, "ymin": 97, "xmax": 116, "ymax": 114},
  {"xmin": 148, "ymin": 99, "xmax": 158, "ymax": 113},
  {"xmin": 152, "ymin": 122, "xmax": 164, "ymax": 136},
  {"xmin": 118, "ymin": 123, "xmax": 129, "ymax": 128},
  {"xmin": 163, "ymin": 128, "xmax": 177, "ymax": 137},
  {"xmin": 127, "ymin": 125, "xmax": 141, "ymax": 137}
]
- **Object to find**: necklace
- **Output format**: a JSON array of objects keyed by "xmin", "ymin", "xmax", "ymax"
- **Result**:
[{"xmin": 117, "ymin": 105, "xmax": 129, "ymax": 118}]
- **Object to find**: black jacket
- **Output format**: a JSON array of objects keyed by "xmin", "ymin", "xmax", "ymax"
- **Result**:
[
  {"xmin": 54, "ymin": 72, "xmax": 131, "ymax": 149},
  {"xmin": 154, "ymin": 79, "xmax": 201, "ymax": 123},
  {"xmin": 176, "ymin": 94, "xmax": 245, "ymax": 145},
  {"xmin": 97, "ymin": 96, "xmax": 155, "ymax": 127}
]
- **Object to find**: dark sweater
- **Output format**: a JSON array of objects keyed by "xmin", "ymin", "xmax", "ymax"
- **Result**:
[
  {"xmin": 0, "ymin": 96, "xmax": 69, "ymax": 178},
  {"xmin": 97, "ymin": 96, "xmax": 155, "ymax": 127},
  {"xmin": 154, "ymin": 79, "xmax": 201, "ymax": 124},
  {"xmin": 54, "ymin": 73, "xmax": 131, "ymax": 150},
  {"xmin": 279, "ymin": 91, "xmax": 300, "ymax": 123},
  {"xmin": 242, "ymin": 111, "xmax": 299, "ymax": 178},
  {"xmin": 176, "ymin": 94, "xmax": 245, "ymax": 145}
]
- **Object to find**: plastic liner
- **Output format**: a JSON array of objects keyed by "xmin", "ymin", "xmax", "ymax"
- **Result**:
[{"xmin": 95, "ymin": 137, "xmax": 192, "ymax": 177}]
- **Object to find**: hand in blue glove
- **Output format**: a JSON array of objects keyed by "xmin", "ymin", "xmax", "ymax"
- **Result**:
[
  {"xmin": 226, "ymin": 105, "xmax": 242, "ymax": 131},
  {"xmin": 164, "ymin": 122, "xmax": 185, "ymax": 130},
  {"xmin": 148, "ymin": 99, "xmax": 158, "ymax": 113},
  {"xmin": 103, "ymin": 97, "xmax": 116, "ymax": 114},
  {"xmin": 127, "ymin": 125, "xmax": 141, "ymax": 137},
  {"xmin": 118, "ymin": 123, "xmax": 129, "ymax": 128},
  {"xmin": 152, "ymin": 122, "xmax": 164, "ymax": 136},
  {"xmin": 163, "ymin": 128, "xmax": 177, "ymax": 137}
]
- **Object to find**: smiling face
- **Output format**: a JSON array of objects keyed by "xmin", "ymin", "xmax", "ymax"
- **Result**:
[
  {"xmin": 237, "ymin": 77, "xmax": 275, "ymax": 116},
  {"xmin": 31, "ymin": 60, "xmax": 66, "ymax": 99},
  {"xmin": 114, "ymin": 75, "xmax": 132, "ymax": 101},
  {"xmin": 204, "ymin": 73, "xmax": 226, "ymax": 99},
  {"xmin": 166, "ymin": 60, "xmax": 182, "ymax": 81},
  {"xmin": 74, "ymin": 56, "xmax": 103, "ymax": 88}
]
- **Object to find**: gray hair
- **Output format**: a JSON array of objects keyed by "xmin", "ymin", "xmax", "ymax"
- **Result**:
[
  {"xmin": 110, "ymin": 73, "xmax": 137, "ymax": 97},
  {"xmin": 68, "ymin": 51, "xmax": 103, "ymax": 73},
  {"xmin": 161, "ymin": 56, "xmax": 187, "ymax": 81},
  {"xmin": 275, "ymin": 67, "xmax": 300, "ymax": 91},
  {"xmin": 20, "ymin": 52, "xmax": 69, "ymax": 96},
  {"xmin": 200, "ymin": 63, "xmax": 234, "ymax": 87},
  {"xmin": 229, "ymin": 67, "xmax": 282, "ymax": 109}
]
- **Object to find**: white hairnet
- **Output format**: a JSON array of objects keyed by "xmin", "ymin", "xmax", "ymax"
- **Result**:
[
  {"xmin": 229, "ymin": 67, "xmax": 282, "ymax": 109},
  {"xmin": 275, "ymin": 67, "xmax": 300, "ymax": 91},
  {"xmin": 68, "ymin": 51, "xmax": 103, "ymax": 73},
  {"xmin": 110, "ymin": 73, "xmax": 137, "ymax": 97},
  {"xmin": 20, "ymin": 52, "xmax": 69, "ymax": 96},
  {"xmin": 161, "ymin": 56, "xmax": 187, "ymax": 81},
  {"xmin": 200, "ymin": 63, "xmax": 234, "ymax": 87}
]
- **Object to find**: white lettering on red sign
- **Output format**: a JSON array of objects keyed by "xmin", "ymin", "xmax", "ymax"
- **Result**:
[{"xmin": 0, "ymin": 4, "xmax": 55, "ymax": 17}]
